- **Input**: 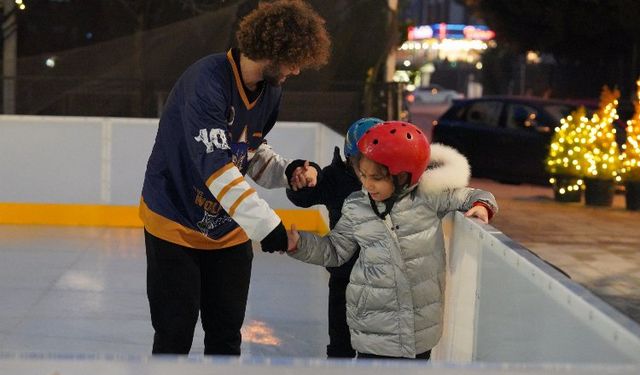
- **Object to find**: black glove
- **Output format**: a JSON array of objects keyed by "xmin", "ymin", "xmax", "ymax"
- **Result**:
[
  {"xmin": 285, "ymin": 159, "xmax": 322, "ymax": 189},
  {"xmin": 260, "ymin": 221, "xmax": 288, "ymax": 253}
]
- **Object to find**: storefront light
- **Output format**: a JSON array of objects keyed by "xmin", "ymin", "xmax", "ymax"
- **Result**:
[{"xmin": 526, "ymin": 51, "xmax": 541, "ymax": 64}]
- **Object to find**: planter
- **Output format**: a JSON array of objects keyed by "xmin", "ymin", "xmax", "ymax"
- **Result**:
[
  {"xmin": 551, "ymin": 175, "xmax": 582, "ymax": 203},
  {"xmin": 625, "ymin": 181, "xmax": 640, "ymax": 211},
  {"xmin": 584, "ymin": 178, "xmax": 615, "ymax": 207}
]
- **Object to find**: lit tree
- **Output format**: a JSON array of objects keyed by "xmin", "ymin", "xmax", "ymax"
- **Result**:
[
  {"xmin": 546, "ymin": 106, "xmax": 589, "ymax": 195},
  {"xmin": 547, "ymin": 106, "xmax": 590, "ymax": 176},
  {"xmin": 621, "ymin": 79, "xmax": 640, "ymax": 181},
  {"xmin": 583, "ymin": 86, "xmax": 621, "ymax": 181}
]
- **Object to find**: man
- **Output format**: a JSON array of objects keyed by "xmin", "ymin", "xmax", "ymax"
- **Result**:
[{"xmin": 140, "ymin": 0, "xmax": 330, "ymax": 355}]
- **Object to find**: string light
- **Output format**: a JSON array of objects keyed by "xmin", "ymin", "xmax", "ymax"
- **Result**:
[
  {"xmin": 546, "ymin": 106, "xmax": 589, "ymax": 179},
  {"xmin": 546, "ymin": 86, "xmax": 622, "ymax": 195},
  {"xmin": 621, "ymin": 79, "xmax": 640, "ymax": 182},
  {"xmin": 582, "ymin": 86, "xmax": 621, "ymax": 180}
]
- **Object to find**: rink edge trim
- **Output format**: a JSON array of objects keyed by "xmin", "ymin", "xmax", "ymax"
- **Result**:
[{"xmin": 0, "ymin": 203, "xmax": 329, "ymax": 234}]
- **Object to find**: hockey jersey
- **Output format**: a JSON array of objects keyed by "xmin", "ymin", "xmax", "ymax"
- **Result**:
[{"xmin": 140, "ymin": 49, "xmax": 290, "ymax": 249}]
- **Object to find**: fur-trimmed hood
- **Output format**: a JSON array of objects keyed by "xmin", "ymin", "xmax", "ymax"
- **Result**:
[{"xmin": 419, "ymin": 143, "xmax": 470, "ymax": 194}]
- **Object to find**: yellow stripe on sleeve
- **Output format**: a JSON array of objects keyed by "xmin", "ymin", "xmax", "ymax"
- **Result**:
[
  {"xmin": 216, "ymin": 176, "xmax": 245, "ymax": 202},
  {"xmin": 205, "ymin": 162, "xmax": 236, "ymax": 188},
  {"xmin": 228, "ymin": 188, "xmax": 256, "ymax": 217}
]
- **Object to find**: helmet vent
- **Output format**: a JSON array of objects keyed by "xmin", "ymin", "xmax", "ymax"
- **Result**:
[
  {"xmin": 406, "ymin": 133, "xmax": 412, "ymax": 139},
  {"xmin": 390, "ymin": 129, "xmax": 397, "ymax": 134},
  {"xmin": 373, "ymin": 139, "xmax": 379, "ymax": 145}
]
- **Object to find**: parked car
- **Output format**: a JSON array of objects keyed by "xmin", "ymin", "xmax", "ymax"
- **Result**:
[
  {"xmin": 431, "ymin": 96, "xmax": 624, "ymax": 185},
  {"xmin": 407, "ymin": 84, "xmax": 464, "ymax": 104}
]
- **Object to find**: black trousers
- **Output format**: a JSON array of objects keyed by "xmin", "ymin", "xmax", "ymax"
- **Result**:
[
  {"xmin": 145, "ymin": 230, "xmax": 253, "ymax": 355},
  {"xmin": 327, "ymin": 275, "xmax": 356, "ymax": 358},
  {"xmin": 357, "ymin": 350, "xmax": 431, "ymax": 360}
]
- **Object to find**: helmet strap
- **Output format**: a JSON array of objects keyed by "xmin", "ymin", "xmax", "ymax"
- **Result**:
[
  {"xmin": 368, "ymin": 175, "xmax": 408, "ymax": 220},
  {"xmin": 369, "ymin": 193, "xmax": 395, "ymax": 220}
]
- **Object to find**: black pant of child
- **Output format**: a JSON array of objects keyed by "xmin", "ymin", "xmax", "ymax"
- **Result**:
[
  {"xmin": 357, "ymin": 350, "xmax": 431, "ymax": 360},
  {"xmin": 145, "ymin": 229, "xmax": 253, "ymax": 355},
  {"xmin": 327, "ymin": 275, "xmax": 356, "ymax": 358}
]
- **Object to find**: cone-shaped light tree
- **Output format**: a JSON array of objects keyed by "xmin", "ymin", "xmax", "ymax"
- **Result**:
[
  {"xmin": 621, "ymin": 79, "xmax": 640, "ymax": 182},
  {"xmin": 584, "ymin": 86, "xmax": 621, "ymax": 181},
  {"xmin": 545, "ymin": 106, "xmax": 590, "ymax": 195},
  {"xmin": 546, "ymin": 105, "xmax": 591, "ymax": 177}
]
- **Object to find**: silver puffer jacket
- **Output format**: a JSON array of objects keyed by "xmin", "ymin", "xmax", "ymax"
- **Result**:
[{"xmin": 288, "ymin": 144, "xmax": 498, "ymax": 358}]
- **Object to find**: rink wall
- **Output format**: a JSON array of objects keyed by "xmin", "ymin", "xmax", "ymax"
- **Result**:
[
  {"xmin": 2, "ymin": 115, "xmax": 640, "ymax": 365},
  {"xmin": 433, "ymin": 212, "xmax": 640, "ymax": 364},
  {"xmin": 0, "ymin": 115, "xmax": 343, "ymax": 232}
]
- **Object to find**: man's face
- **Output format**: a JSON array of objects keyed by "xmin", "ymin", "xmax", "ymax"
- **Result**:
[{"xmin": 263, "ymin": 61, "xmax": 301, "ymax": 86}]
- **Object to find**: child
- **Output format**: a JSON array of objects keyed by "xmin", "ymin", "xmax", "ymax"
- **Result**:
[
  {"xmin": 285, "ymin": 117, "xmax": 383, "ymax": 358},
  {"xmin": 285, "ymin": 121, "xmax": 498, "ymax": 359}
]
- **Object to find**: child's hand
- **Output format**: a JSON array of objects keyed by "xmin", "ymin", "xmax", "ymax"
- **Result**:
[
  {"xmin": 464, "ymin": 205, "xmax": 489, "ymax": 224},
  {"xmin": 286, "ymin": 224, "xmax": 300, "ymax": 253},
  {"xmin": 290, "ymin": 161, "xmax": 318, "ymax": 191}
]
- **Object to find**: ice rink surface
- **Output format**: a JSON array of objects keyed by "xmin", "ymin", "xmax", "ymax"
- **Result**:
[{"xmin": 0, "ymin": 225, "xmax": 328, "ymax": 357}]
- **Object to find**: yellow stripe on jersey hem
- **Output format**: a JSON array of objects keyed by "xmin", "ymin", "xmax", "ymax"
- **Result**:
[
  {"xmin": 0, "ymin": 202, "xmax": 329, "ymax": 235},
  {"xmin": 216, "ymin": 176, "xmax": 245, "ymax": 202},
  {"xmin": 206, "ymin": 162, "xmax": 236, "ymax": 188},
  {"xmin": 139, "ymin": 198, "xmax": 249, "ymax": 249},
  {"xmin": 228, "ymin": 188, "xmax": 256, "ymax": 217}
]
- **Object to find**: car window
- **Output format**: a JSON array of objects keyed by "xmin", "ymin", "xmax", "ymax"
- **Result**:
[
  {"xmin": 506, "ymin": 104, "xmax": 540, "ymax": 129},
  {"xmin": 543, "ymin": 104, "xmax": 576, "ymax": 123},
  {"xmin": 464, "ymin": 101, "xmax": 502, "ymax": 127},
  {"xmin": 441, "ymin": 103, "xmax": 466, "ymax": 121}
]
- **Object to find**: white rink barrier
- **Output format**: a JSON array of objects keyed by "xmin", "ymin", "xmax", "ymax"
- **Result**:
[
  {"xmin": 434, "ymin": 212, "xmax": 640, "ymax": 364},
  {"xmin": 1, "ymin": 115, "xmax": 640, "ymax": 373},
  {"xmin": 0, "ymin": 115, "xmax": 342, "ymax": 207}
]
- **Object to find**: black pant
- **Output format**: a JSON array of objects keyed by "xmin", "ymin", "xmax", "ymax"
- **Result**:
[
  {"xmin": 357, "ymin": 350, "xmax": 431, "ymax": 360},
  {"xmin": 327, "ymin": 275, "xmax": 356, "ymax": 358},
  {"xmin": 145, "ymin": 230, "xmax": 253, "ymax": 355}
]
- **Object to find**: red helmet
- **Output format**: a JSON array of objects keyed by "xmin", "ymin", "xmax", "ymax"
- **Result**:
[{"xmin": 357, "ymin": 121, "xmax": 430, "ymax": 186}]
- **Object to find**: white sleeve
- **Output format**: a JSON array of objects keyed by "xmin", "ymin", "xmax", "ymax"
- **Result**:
[
  {"xmin": 206, "ymin": 162, "xmax": 281, "ymax": 241},
  {"xmin": 246, "ymin": 142, "xmax": 291, "ymax": 189}
]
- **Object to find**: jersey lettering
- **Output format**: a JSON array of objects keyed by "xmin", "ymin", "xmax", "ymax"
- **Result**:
[{"xmin": 195, "ymin": 128, "xmax": 230, "ymax": 153}]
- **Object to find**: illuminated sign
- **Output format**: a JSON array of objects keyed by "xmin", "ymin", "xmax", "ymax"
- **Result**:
[
  {"xmin": 462, "ymin": 25, "xmax": 495, "ymax": 41},
  {"xmin": 408, "ymin": 25, "xmax": 433, "ymax": 40},
  {"xmin": 407, "ymin": 23, "xmax": 495, "ymax": 41}
]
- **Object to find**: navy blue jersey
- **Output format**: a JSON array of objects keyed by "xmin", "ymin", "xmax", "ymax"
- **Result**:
[{"xmin": 140, "ymin": 50, "xmax": 284, "ymax": 249}]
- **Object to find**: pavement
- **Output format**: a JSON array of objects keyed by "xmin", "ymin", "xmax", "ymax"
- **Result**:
[{"xmin": 470, "ymin": 178, "xmax": 640, "ymax": 324}]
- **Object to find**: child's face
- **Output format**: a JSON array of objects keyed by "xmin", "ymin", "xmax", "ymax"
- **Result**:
[{"xmin": 358, "ymin": 156, "xmax": 394, "ymax": 201}]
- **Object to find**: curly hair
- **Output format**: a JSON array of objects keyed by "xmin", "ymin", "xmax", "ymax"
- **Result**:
[{"xmin": 236, "ymin": 0, "xmax": 331, "ymax": 70}]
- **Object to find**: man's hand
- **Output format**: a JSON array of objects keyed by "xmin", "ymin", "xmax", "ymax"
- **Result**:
[
  {"xmin": 286, "ymin": 224, "xmax": 300, "ymax": 253},
  {"xmin": 464, "ymin": 205, "xmax": 489, "ymax": 224},
  {"xmin": 290, "ymin": 160, "xmax": 318, "ymax": 191}
]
